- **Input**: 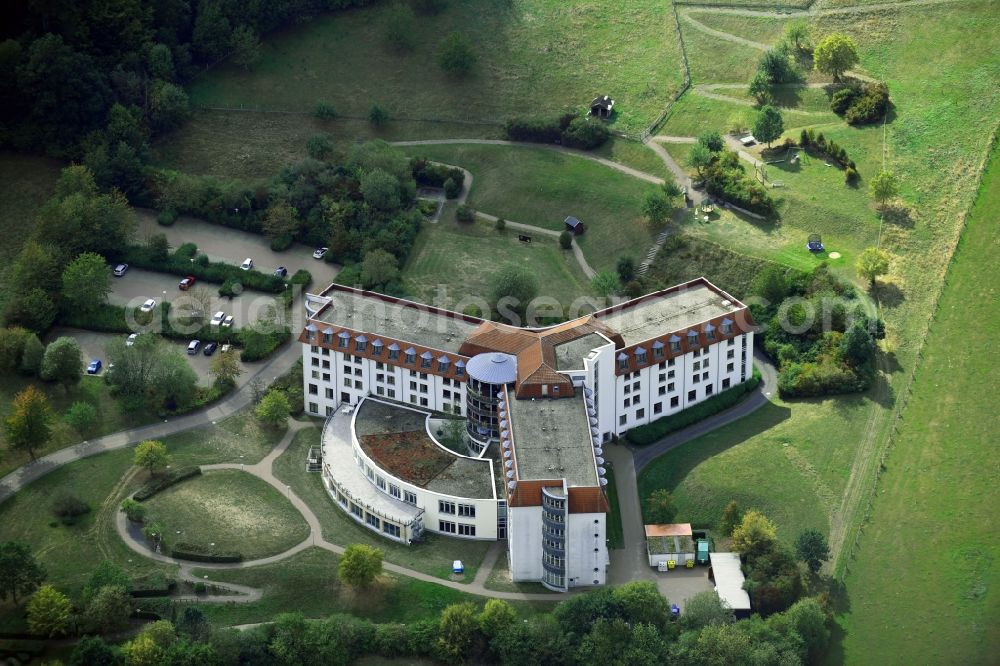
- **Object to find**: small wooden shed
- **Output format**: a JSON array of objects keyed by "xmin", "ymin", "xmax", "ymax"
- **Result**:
[
  {"xmin": 590, "ymin": 95, "xmax": 614, "ymax": 118},
  {"xmin": 564, "ymin": 216, "xmax": 586, "ymax": 235}
]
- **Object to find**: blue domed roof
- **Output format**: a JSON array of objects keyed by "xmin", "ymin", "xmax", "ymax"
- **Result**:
[{"xmin": 466, "ymin": 352, "xmax": 517, "ymax": 385}]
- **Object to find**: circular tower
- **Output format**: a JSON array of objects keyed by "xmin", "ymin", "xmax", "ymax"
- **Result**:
[{"xmin": 465, "ymin": 353, "xmax": 517, "ymax": 448}]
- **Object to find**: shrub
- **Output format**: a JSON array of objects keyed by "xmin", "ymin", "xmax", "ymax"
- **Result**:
[
  {"xmin": 120, "ymin": 245, "xmax": 286, "ymax": 293},
  {"xmin": 455, "ymin": 205, "xmax": 474, "ymax": 223},
  {"xmin": 410, "ymin": 159, "xmax": 465, "ymax": 188},
  {"xmin": 120, "ymin": 499, "xmax": 147, "ymax": 523},
  {"xmin": 369, "ymin": 104, "xmax": 389, "ymax": 126},
  {"xmin": 799, "ymin": 129, "xmax": 810, "ymax": 145},
  {"xmin": 314, "ymin": 101, "xmax": 337, "ymax": 120},
  {"xmin": 306, "ymin": 133, "xmax": 334, "ymax": 160},
  {"xmin": 503, "ymin": 116, "xmax": 562, "ymax": 144},
  {"xmin": 560, "ymin": 117, "xmax": 610, "ymax": 150},
  {"xmin": 438, "ymin": 32, "xmax": 476, "ymax": 76},
  {"xmin": 559, "ymin": 230, "xmax": 573, "ymax": 249},
  {"xmin": 193, "ymin": 582, "xmax": 207, "ymax": 594},
  {"xmin": 830, "ymin": 86, "xmax": 861, "ymax": 115},
  {"xmin": 52, "ymin": 492, "xmax": 91, "ymax": 525},
  {"xmin": 626, "ymin": 371, "xmax": 761, "ymax": 445},
  {"xmin": 495, "ymin": 217, "xmax": 506, "ymax": 232},
  {"xmin": 845, "ymin": 81, "xmax": 890, "ymax": 125},
  {"xmin": 502, "ymin": 114, "xmax": 608, "ymax": 150},
  {"xmin": 171, "ymin": 542, "xmax": 242, "ymax": 563},
  {"xmin": 133, "ymin": 466, "xmax": 201, "ymax": 501},
  {"xmin": 63, "ymin": 401, "xmax": 98, "ymax": 435},
  {"xmin": 443, "ymin": 177, "xmax": 461, "ymax": 199},
  {"xmin": 238, "ymin": 326, "xmax": 291, "ymax": 362},
  {"xmin": 270, "ymin": 234, "xmax": 294, "ymax": 252},
  {"xmin": 156, "ymin": 209, "xmax": 177, "ymax": 226},
  {"xmin": 845, "ymin": 167, "xmax": 859, "ymax": 185},
  {"xmin": 130, "ymin": 572, "xmax": 173, "ymax": 597}
]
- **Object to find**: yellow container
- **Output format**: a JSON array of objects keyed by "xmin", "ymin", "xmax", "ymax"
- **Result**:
[
  {"xmin": 685, "ymin": 559, "xmax": 695, "ymax": 569},
  {"xmin": 667, "ymin": 560, "xmax": 676, "ymax": 570}
]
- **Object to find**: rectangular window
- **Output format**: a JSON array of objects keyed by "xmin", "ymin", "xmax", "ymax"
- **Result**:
[
  {"xmin": 325, "ymin": 388, "xmax": 333, "ymax": 399},
  {"xmin": 311, "ymin": 358, "xmax": 319, "ymax": 367},
  {"xmin": 389, "ymin": 484, "xmax": 401, "ymax": 499},
  {"xmin": 383, "ymin": 522, "xmax": 401, "ymax": 538},
  {"xmin": 722, "ymin": 322, "xmax": 733, "ymax": 335},
  {"xmin": 668, "ymin": 358, "xmax": 675, "ymax": 367},
  {"xmin": 439, "ymin": 500, "xmax": 456, "ymax": 514},
  {"xmin": 636, "ymin": 408, "xmax": 645, "ymax": 419},
  {"xmin": 722, "ymin": 378, "xmax": 731, "ymax": 389},
  {"xmin": 727, "ymin": 349, "xmax": 735, "ymax": 359},
  {"xmin": 420, "ymin": 397, "xmax": 428, "ymax": 407},
  {"xmin": 309, "ymin": 402, "xmax": 318, "ymax": 413},
  {"xmin": 707, "ymin": 328, "xmax": 716, "ymax": 341},
  {"xmin": 377, "ymin": 386, "xmax": 385, "ymax": 396},
  {"xmin": 322, "ymin": 373, "xmax": 330, "ymax": 382},
  {"xmin": 658, "ymin": 386, "xmax": 666, "ymax": 396},
  {"xmin": 670, "ymin": 396, "xmax": 679, "ymax": 408},
  {"xmin": 421, "ymin": 356, "xmax": 431, "ymax": 369},
  {"xmin": 658, "ymin": 373, "xmax": 666, "ymax": 382},
  {"xmin": 376, "ymin": 476, "xmax": 386, "ymax": 490},
  {"xmin": 322, "ymin": 360, "xmax": 330, "ymax": 369},
  {"xmin": 388, "ymin": 388, "xmax": 396, "ymax": 398},
  {"xmin": 693, "ymin": 361, "xmax": 700, "ymax": 371},
  {"xmin": 309, "ymin": 383, "xmax": 318, "ymax": 395},
  {"xmin": 688, "ymin": 389, "xmax": 697, "ymax": 401},
  {"xmin": 354, "ymin": 380, "xmax": 362, "ymax": 389},
  {"xmin": 703, "ymin": 358, "xmax": 710, "ymax": 368},
  {"xmin": 350, "ymin": 503, "xmax": 363, "ymax": 518},
  {"xmin": 439, "ymin": 520, "xmax": 456, "ymax": 534},
  {"xmin": 727, "ymin": 363, "xmax": 735, "ymax": 373},
  {"xmin": 668, "ymin": 382, "xmax": 674, "ymax": 392},
  {"xmin": 458, "ymin": 504, "xmax": 476, "ymax": 518},
  {"xmin": 458, "ymin": 524, "xmax": 476, "ymax": 537},
  {"xmin": 372, "ymin": 344, "xmax": 382, "ymax": 356},
  {"xmin": 654, "ymin": 402, "xmax": 663, "ymax": 414},
  {"xmin": 618, "ymin": 358, "xmax": 628, "ymax": 371},
  {"xmin": 669, "ymin": 340, "xmax": 681, "ymax": 353},
  {"xmin": 706, "ymin": 384, "xmax": 714, "ymax": 396},
  {"xmin": 409, "ymin": 381, "xmax": 417, "ymax": 391},
  {"xmin": 404, "ymin": 491, "xmax": 417, "ymax": 505},
  {"xmin": 619, "ymin": 415, "xmax": 627, "ymax": 426},
  {"xmin": 366, "ymin": 513, "xmax": 380, "ymax": 529},
  {"xmin": 636, "ymin": 351, "xmax": 646, "ymax": 365},
  {"xmin": 702, "ymin": 372, "xmax": 709, "ymax": 381},
  {"xmin": 624, "ymin": 385, "xmax": 630, "ymax": 395},
  {"xmin": 387, "ymin": 375, "xmax": 395, "ymax": 385},
  {"xmin": 312, "ymin": 370, "xmax": 319, "ymax": 379}
]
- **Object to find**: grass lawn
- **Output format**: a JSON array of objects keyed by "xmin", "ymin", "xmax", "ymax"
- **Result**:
[
  {"xmin": 0, "ymin": 375, "xmax": 153, "ymax": 480},
  {"xmin": 836, "ymin": 147, "xmax": 1000, "ymax": 665},
  {"xmin": 158, "ymin": 411, "xmax": 288, "ymax": 467},
  {"xmin": 645, "ymin": 233, "xmax": 778, "ymax": 300},
  {"xmin": 0, "ymin": 153, "xmax": 61, "ymax": 270},
  {"xmin": 402, "ymin": 215, "xmax": 591, "ymax": 315},
  {"xmin": 142, "ymin": 469, "xmax": 310, "ymax": 560},
  {"xmin": 400, "ymin": 143, "xmax": 663, "ymax": 273},
  {"xmin": 604, "ymin": 468, "xmax": 624, "ymax": 550},
  {"xmin": 187, "ymin": 0, "xmax": 685, "ymax": 136},
  {"xmin": 483, "ymin": 555, "xmax": 557, "ymax": 596},
  {"xmin": 272, "ymin": 426, "xmax": 493, "ymax": 581},
  {"xmin": 591, "ymin": 137, "xmax": 670, "ymax": 180},
  {"xmin": 659, "ymin": 92, "xmax": 828, "ymax": 139},
  {"xmin": 193, "ymin": 547, "xmax": 551, "ymax": 627}
]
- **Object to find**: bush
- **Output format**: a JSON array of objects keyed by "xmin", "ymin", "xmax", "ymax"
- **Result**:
[
  {"xmin": 120, "ymin": 498, "xmax": 147, "ymax": 523},
  {"xmin": 193, "ymin": 582, "xmax": 207, "ymax": 594},
  {"xmin": 560, "ymin": 117, "xmax": 610, "ymax": 150},
  {"xmin": 503, "ymin": 116, "xmax": 562, "ymax": 144},
  {"xmin": 799, "ymin": 129, "xmax": 810, "ymax": 146},
  {"xmin": 704, "ymin": 151, "xmax": 775, "ymax": 216},
  {"xmin": 410, "ymin": 159, "xmax": 465, "ymax": 188},
  {"xmin": 845, "ymin": 167, "xmax": 859, "ymax": 185},
  {"xmin": 626, "ymin": 370, "xmax": 762, "ymax": 446},
  {"xmin": 314, "ymin": 101, "xmax": 338, "ymax": 120},
  {"xmin": 503, "ymin": 114, "xmax": 609, "ymax": 150},
  {"xmin": 133, "ymin": 466, "xmax": 201, "ymax": 501},
  {"xmin": 369, "ymin": 104, "xmax": 389, "ymax": 126},
  {"xmin": 120, "ymin": 245, "xmax": 286, "ymax": 293},
  {"xmin": 170, "ymin": 542, "xmax": 242, "ymax": 563},
  {"xmin": 306, "ymin": 133, "xmax": 334, "ymax": 160},
  {"xmin": 130, "ymin": 572, "xmax": 174, "ymax": 597},
  {"xmin": 455, "ymin": 205, "xmax": 474, "ymax": 223},
  {"xmin": 443, "ymin": 178, "xmax": 461, "ymax": 199},
  {"xmin": 52, "ymin": 492, "xmax": 91, "ymax": 525},
  {"xmin": 156, "ymin": 209, "xmax": 177, "ymax": 226},
  {"xmin": 844, "ymin": 82, "xmax": 890, "ymax": 125},
  {"xmin": 63, "ymin": 401, "xmax": 98, "ymax": 435},
  {"xmin": 238, "ymin": 326, "xmax": 291, "ymax": 362},
  {"xmin": 57, "ymin": 302, "xmax": 129, "ymax": 333},
  {"xmin": 495, "ymin": 217, "xmax": 506, "ymax": 232},
  {"xmin": 559, "ymin": 230, "xmax": 573, "ymax": 249},
  {"xmin": 830, "ymin": 86, "xmax": 861, "ymax": 115},
  {"xmin": 270, "ymin": 234, "xmax": 294, "ymax": 252}
]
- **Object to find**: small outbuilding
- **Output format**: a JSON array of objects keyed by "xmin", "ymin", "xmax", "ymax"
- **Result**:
[
  {"xmin": 709, "ymin": 552, "xmax": 752, "ymax": 619},
  {"xmin": 645, "ymin": 523, "xmax": 695, "ymax": 568},
  {"xmin": 564, "ymin": 216, "xmax": 586, "ymax": 235},
  {"xmin": 590, "ymin": 95, "xmax": 614, "ymax": 119}
]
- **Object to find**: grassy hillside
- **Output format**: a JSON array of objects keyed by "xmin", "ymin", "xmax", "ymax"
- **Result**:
[{"xmin": 837, "ymin": 144, "xmax": 1000, "ymax": 665}]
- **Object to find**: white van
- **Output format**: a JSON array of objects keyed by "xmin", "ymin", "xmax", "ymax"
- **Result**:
[{"xmin": 240, "ymin": 258, "xmax": 253, "ymax": 271}]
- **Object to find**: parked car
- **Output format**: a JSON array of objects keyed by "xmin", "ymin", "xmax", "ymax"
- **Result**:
[
  {"xmin": 806, "ymin": 234, "xmax": 825, "ymax": 252},
  {"xmin": 222, "ymin": 315, "xmax": 234, "ymax": 328},
  {"xmin": 210, "ymin": 311, "xmax": 225, "ymax": 326},
  {"xmin": 140, "ymin": 298, "xmax": 156, "ymax": 312},
  {"xmin": 313, "ymin": 247, "xmax": 329, "ymax": 260},
  {"xmin": 203, "ymin": 342, "xmax": 218, "ymax": 356},
  {"xmin": 113, "ymin": 263, "xmax": 129, "ymax": 277},
  {"xmin": 125, "ymin": 333, "xmax": 138, "ymax": 347},
  {"xmin": 274, "ymin": 266, "xmax": 288, "ymax": 278},
  {"xmin": 178, "ymin": 275, "xmax": 196, "ymax": 290},
  {"xmin": 240, "ymin": 258, "xmax": 253, "ymax": 271},
  {"xmin": 187, "ymin": 340, "xmax": 201, "ymax": 355},
  {"xmin": 220, "ymin": 344, "xmax": 232, "ymax": 354},
  {"xmin": 86, "ymin": 359, "xmax": 102, "ymax": 374}
]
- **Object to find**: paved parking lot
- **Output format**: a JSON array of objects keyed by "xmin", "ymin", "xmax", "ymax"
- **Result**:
[{"xmin": 135, "ymin": 209, "xmax": 340, "ymax": 287}]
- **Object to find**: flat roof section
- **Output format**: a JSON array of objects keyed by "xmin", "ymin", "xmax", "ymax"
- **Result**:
[
  {"xmin": 554, "ymin": 332, "xmax": 609, "ymax": 371},
  {"xmin": 506, "ymin": 394, "xmax": 598, "ymax": 487},
  {"xmin": 595, "ymin": 282, "xmax": 741, "ymax": 347},
  {"xmin": 709, "ymin": 552, "xmax": 752, "ymax": 611},
  {"xmin": 313, "ymin": 287, "xmax": 481, "ymax": 354},
  {"xmin": 354, "ymin": 399, "xmax": 496, "ymax": 499}
]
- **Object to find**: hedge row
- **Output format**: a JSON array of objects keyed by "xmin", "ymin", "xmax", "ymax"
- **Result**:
[
  {"xmin": 130, "ymin": 572, "xmax": 175, "ymax": 598},
  {"xmin": 503, "ymin": 113, "xmax": 610, "ymax": 150},
  {"xmin": 134, "ymin": 466, "xmax": 202, "ymax": 501},
  {"xmin": 170, "ymin": 542, "xmax": 243, "ymax": 563},
  {"xmin": 238, "ymin": 326, "xmax": 291, "ymax": 362},
  {"xmin": 58, "ymin": 302, "xmax": 241, "ymax": 344},
  {"xmin": 625, "ymin": 369, "xmax": 762, "ymax": 446},
  {"xmin": 410, "ymin": 159, "xmax": 464, "ymax": 189},
  {"xmin": 121, "ymin": 245, "xmax": 286, "ymax": 294}
]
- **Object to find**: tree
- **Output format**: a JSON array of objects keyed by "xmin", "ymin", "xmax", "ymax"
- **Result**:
[
  {"xmin": 732, "ymin": 510, "xmax": 778, "ymax": 558},
  {"xmin": 124, "ymin": 620, "xmax": 176, "ymax": 666},
  {"xmin": 360, "ymin": 249, "xmax": 399, "ymax": 290},
  {"xmin": 0, "ymin": 541, "xmax": 45, "ymax": 604},
  {"xmin": 27, "ymin": 584, "xmax": 72, "ymax": 637},
  {"xmin": 559, "ymin": 230, "xmax": 573, "ymax": 249},
  {"xmin": 721, "ymin": 500, "xmax": 743, "ymax": 536},
  {"xmin": 83, "ymin": 561, "xmax": 131, "ymax": 605},
  {"xmin": 384, "ymin": 3, "xmax": 416, "ymax": 51},
  {"xmin": 478, "ymin": 598, "xmax": 516, "ymax": 640},
  {"xmin": 698, "ymin": 131, "xmax": 725, "ymax": 153},
  {"xmin": 359, "ymin": 168, "xmax": 401, "ymax": 211},
  {"xmin": 794, "ymin": 529, "xmax": 830, "ymax": 573},
  {"xmin": 437, "ymin": 601, "xmax": 479, "ymax": 662},
  {"xmin": 778, "ymin": 598, "xmax": 830, "ymax": 661},
  {"xmin": 70, "ymin": 635, "xmax": 118, "ymax": 666},
  {"xmin": 262, "ymin": 201, "xmax": 300, "ymax": 242},
  {"xmin": 155, "ymin": 350, "xmax": 199, "ymax": 410},
  {"xmin": 840, "ymin": 321, "xmax": 876, "ymax": 366},
  {"xmin": 784, "ymin": 20, "xmax": 810, "ymax": 51},
  {"xmin": 443, "ymin": 177, "xmax": 461, "ymax": 199},
  {"xmin": 757, "ymin": 49, "xmax": 794, "ymax": 84},
  {"xmin": 147, "ymin": 232, "xmax": 170, "ymax": 261},
  {"xmin": 813, "ymin": 33, "xmax": 859, "ymax": 81},
  {"xmin": 748, "ymin": 69, "xmax": 772, "ymax": 105},
  {"xmin": 642, "ymin": 192, "xmax": 671, "ymax": 226},
  {"xmin": 868, "ymin": 170, "xmax": 898, "ymax": 208},
  {"xmin": 256, "ymin": 389, "xmax": 291, "ymax": 426},
  {"xmin": 19, "ymin": 334, "xmax": 44, "ymax": 377},
  {"xmin": 490, "ymin": 265, "xmax": 538, "ymax": 323},
  {"xmin": 147, "ymin": 43, "xmax": 175, "ymax": 80},
  {"xmin": 0, "ymin": 327, "xmax": 31, "ymax": 372},
  {"xmin": 84, "ymin": 584, "xmax": 132, "ymax": 634},
  {"xmin": 855, "ymin": 247, "xmax": 891, "ymax": 285},
  {"xmin": 612, "ymin": 580, "xmax": 671, "ymax": 632},
  {"xmin": 590, "ymin": 271, "xmax": 618, "ymax": 298},
  {"xmin": 753, "ymin": 105, "xmax": 784, "ymax": 147},
  {"xmin": 4, "ymin": 386, "xmax": 53, "ymax": 461},
  {"xmin": 644, "ymin": 489, "xmax": 677, "ymax": 524},
  {"xmin": 230, "ymin": 25, "xmax": 262, "ymax": 70},
  {"xmin": 438, "ymin": 32, "xmax": 476, "ymax": 76},
  {"xmin": 40, "ymin": 337, "xmax": 83, "ymax": 389},
  {"xmin": 307, "ymin": 133, "xmax": 334, "ymax": 160},
  {"xmin": 210, "ymin": 349, "xmax": 242, "ymax": 386},
  {"xmin": 369, "ymin": 103, "xmax": 389, "ymax": 126},
  {"xmin": 134, "ymin": 440, "xmax": 169, "ymax": 476},
  {"xmin": 663, "ymin": 180, "xmax": 684, "ymax": 201},
  {"xmin": 338, "ymin": 544, "xmax": 383, "ymax": 588},
  {"xmin": 64, "ymin": 401, "xmax": 98, "ymax": 435},
  {"xmin": 4, "ymin": 288, "xmax": 58, "ymax": 332},
  {"xmin": 149, "ymin": 81, "xmax": 190, "ymax": 132},
  {"xmin": 751, "ymin": 265, "xmax": 788, "ymax": 305},
  {"xmin": 616, "ymin": 256, "xmax": 636, "ymax": 283},
  {"xmin": 62, "ymin": 252, "xmax": 112, "ymax": 312},
  {"xmin": 687, "ymin": 142, "xmax": 714, "ymax": 178},
  {"xmin": 679, "ymin": 590, "xmax": 734, "ymax": 630}
]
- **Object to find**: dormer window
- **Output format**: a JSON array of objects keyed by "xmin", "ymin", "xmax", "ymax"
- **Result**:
[
  {"xmin": 405, "ymin": 348, "xmax": 416, "ymax": 364},
  {"xmin": 388, "ymin": 343, "xmax": 400, "ymax": 361},
  {"xmin": 355, "ymin": 335, "xmax": 367, "ymax": 352},
  {"xmin": 635, "ymin": 348, "xmax": 647, "ymax": 365},
  {"xmin": 669, "ymin": 336, "xmax": 681, "ymax": 353},
  {"xmin": 704, "ymin": 325, "xmax": 716, "ymax": 341},
  {"xmin": 687, "ymin": 330, "xmax": 700, "ymax": 347},
  {"xmin": 721, "ymin": 318, "xmax": 733, "ymax": 335},
  {"xmin": 337, "ymin": 331, "xmax": 350, "ymax": 349},
  {"xmin": 420, "ymin": 351, "xmax": 433, "ymax": 368},
  {"xmin": 322, "ymin": 328, "xmax": 333, "ymax": 344},
  {"xmin": 305, "ymin": 325, "xmax": 317, "ymax": 341},
  {"xmin": 437, "ymin": 355, "xmax": 450, "ymax": 372},
  {"xmin": 455, "ymin": 361, "xmax": 466, "ymax": 377},
  {"xmin": 652, "ymin": 341, "xmax": 665, "ymax": 359},
  {"xmin": 617, "ymin": 353, "xmax": 628, "ymax": 371},
  {"xmin": 372, "ymin": 339, "xmax": 384, "ymax": 356}
]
